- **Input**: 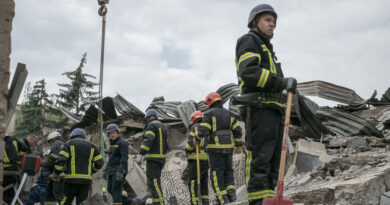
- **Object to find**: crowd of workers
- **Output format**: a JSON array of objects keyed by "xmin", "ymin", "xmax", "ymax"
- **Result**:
[{"xmin": 2, "ymin": 3, "xmax": 298, "ymax": 205}]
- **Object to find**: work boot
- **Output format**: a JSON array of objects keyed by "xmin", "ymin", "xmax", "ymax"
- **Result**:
[
  {"xmin": 227, "ymin": 189, "xmax": 237, "ymax": 203},
  {"xmin": 202, "ymin": 198, "xmax": 210, "ymax": 205}
]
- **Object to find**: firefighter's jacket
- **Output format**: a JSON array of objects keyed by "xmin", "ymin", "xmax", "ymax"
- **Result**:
[
  {"xmin": 197, "ymin": 106, "xmax": 243, "ymax": 153},
  {"xmin": 3, "ymin": 136, "xmax": 29, "ymax": 170},
  {"xmin": 47, "ymin": 138, "xmax": 65, "ymax": 173},
  {"xmin": 55, "ymin": 137, "xmax": 104, "ymax": 184},
  {"xmin": 105, "ymin": 136, "xmax": 129, "ymax": 175},
  {"xmin": 185, "ymin": 120, "xmax": 208, "ymax": 161},
  {"xmin": 139, "ymin": 119, "xmax": 168, "ymax": 162},
  {"xmin": 235, "ymin": 30, "xmax": 285, "ymax": 109}
]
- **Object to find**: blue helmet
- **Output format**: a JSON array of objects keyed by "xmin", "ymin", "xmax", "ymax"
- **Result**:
[
  {"xmin": 70, "ymin": 128, "xmax": 86, "ymax": 138},
  {"xmin": 248, "ymin": 4, "xmax": 277, "ymax": 28},
  {"xmin": 145, "ymin": 109, "xmax": 158, "ymax": 119},
  {"xmin": 106, "ymin": 124, "xmax": 120, "ymax": 134}
]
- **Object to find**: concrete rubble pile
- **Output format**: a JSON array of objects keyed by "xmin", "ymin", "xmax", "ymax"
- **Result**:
[{"xmin": 72, "ymin": 81, "xmax": 390, "ymax": 204}]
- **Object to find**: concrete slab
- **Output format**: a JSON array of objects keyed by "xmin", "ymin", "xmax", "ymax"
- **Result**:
[{"xmin": 295, "ymin": 139, "xmax": 333, "ymax": 173}]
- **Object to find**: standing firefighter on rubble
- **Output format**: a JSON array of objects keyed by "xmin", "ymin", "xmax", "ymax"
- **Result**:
[
  {"xmin": 234, "ymin": 4, "xmax": 297, "ymax": 204},
  {"xmin": 136, "ymin": 109, "xmax": 168, "ymax": 205},
  {"xmin": 196, "ymin": 92, "xmax": 243, "ymax": 205},
  {"xmin": 185, "ymin": 111, "xmax": 209, "ymax": 205},
  {"xmin": 54, "ymin": 128, "xmax": 104, "ymax": 205},
  {"xmin": 104, "ymin": 123, "xmax": 129, "ymax": 205}
]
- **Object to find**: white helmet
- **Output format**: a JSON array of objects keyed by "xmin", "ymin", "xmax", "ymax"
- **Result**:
[{"xmin": 47, "ymin": 131, "xmax": 61, "ymax": 141}]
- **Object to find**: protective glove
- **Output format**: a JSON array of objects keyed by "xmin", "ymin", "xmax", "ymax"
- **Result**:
[
  {"xmin": 116, "ymin": 171, "xmax": 125, "ymax": 181},
  {"xmin": 136, "ymin": 154, "xmax": 144, "ymax": 165},
  {"xmin": 234, "ymin": 146, "xmax": 243, "ymax": 154},
  {"xmin": 280, "ymin": 77, "xmax": 297, "ymax": 93}
]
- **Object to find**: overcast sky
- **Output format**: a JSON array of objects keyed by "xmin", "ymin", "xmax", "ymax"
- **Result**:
[{"xmin": 9, "ymin": 0, "xmax": 390, "ymax": 111}]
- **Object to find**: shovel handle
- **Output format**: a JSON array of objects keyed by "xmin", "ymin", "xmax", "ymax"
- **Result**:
[{"xmin": 277, "ymin": 92, "xmax": 293, "ymax": 191}]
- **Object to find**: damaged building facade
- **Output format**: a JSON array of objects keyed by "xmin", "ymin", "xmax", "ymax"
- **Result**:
[{"xmin": 59, "ymin": 81, "xmax": 390, "ymax": 205}]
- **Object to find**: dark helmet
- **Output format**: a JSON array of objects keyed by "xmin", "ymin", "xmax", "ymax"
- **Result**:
[
  {"xmin": 205, "ymin": 92, "xmax": 221, "ymax": 107},
  {"xmin": 70, "ymin": 128, "xmax": 86, "ymax": 139},
  {"xmin": 247, "ymin": 4, "xmax": 277, "ymax": 28},
  {"xmin": 190, "ymin": 111, "xmax": 203, "ymax": 123},
  {"xmin": 145, "ymin": 109, "xmax": 158, "ymax": 119},
  {"xmin": 106, "ymin": 124, "xmax": 120, "ymax": 134}
]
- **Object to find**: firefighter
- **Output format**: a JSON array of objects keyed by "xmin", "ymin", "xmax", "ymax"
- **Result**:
[
  {"xmin": 235, "ymin": 4, "xmax": 297, "ymax": 204},
  {"xmin": 105, "ymin": 123, "xmax": 129, "ymax": 205},
  {"xmin": 2, "ymin": 135, "xmax": 29, "ymax": 204},
  {"xmin": 54, "ymin": 128, "xmax": 104, "ymax": 205},
  {"xmin": 185, "ymin": 111, "xmax": 209, "ymax": 205},
  {"xmin": 45, "ymin": 131, "xmax": 66, "ymax": 204},
  {"xmin": 196, "ymin": 92, "xmax": 243, "ymax": 205},
  {"xmin": 136, "ymin": 109, "xmax": 168, "ymax": 205}
]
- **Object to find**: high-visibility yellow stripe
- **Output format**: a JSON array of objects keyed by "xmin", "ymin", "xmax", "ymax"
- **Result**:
[
  {"xmin": 214, "ymin": 136, "xmax": 219, "ymax": 145},
  {"xmin": 235, "ymin": 138, "xmax": 243, "ymax": 142},
  {"xmin": 55, "ymin": 165, "xmax": 63, "ymax": 171},
  {"xmin": 93, "ymin": 154, "xmax": 102, "ymax": 161},
  {"xmin": 189, "ymin": 132, "xmax": 196, "ymax": 137},
  {"xmin": 4, "ymin": 150, "xmax": 10, "ymax": 163},
  {"xmin": 145, "ymin": 154, "xmax": 166, "ymax": 158},
  {"xmin": 200, "ymin": 123, "xmax": 211, "ymax": 130},
  {"xmin": 188, "ymin": 150, "xmax": 208, "ymax": 160},
  {"xmin": 59, "ymin": 151, "xmax": 69, "ymax": 158},
  {"xmin": 232, "ymin": 122, "xmax": 239, "ymax": 130},
  {"xmin": 70, "ymin": 146, "xmax": 75, "ymax": 175},
  {"xmin": 200, "ymin": 137, "xmax": 204, "ymax": 148},
  {"xmin": 246, "ymin": 151, "xmax": 252, "ymax": 186},
  {"xmin": 153, "ymin": 178, "xmax": 164, "ymax": 205},
  {"xmin": 141, "ymin": 145, "xmax": 150, "ymax": 151},
  {"xmin": 65, "ymin": 174, "xmax": 92, "ymax": 180},
  {"xmin": 226, "ymin": 185, "xmax": 236, "ymax": 190},
  {"xmin": 13, "ymin": 141, "xmax": 18, "ymax": 153},
  {"xmin": 202, "ymin": 195, "xmax": 209, "ymax": 199},
  {"xmin": 212, "ymin": 171, "xmax": 224, "ymax": 204},
  {"xmin": 230, "ymin": 117, "xmax": 234, "ymax": 128},
  {"xmin": 262, "ymin": 101, "xmax": 283, "ymax": 108},
  {"xmin": 88, "ymin": 148, "xmax": 94, "ymax": 176},
  {"xmin": 207, "ymin": 144, "xmax": 234, "ymax": 149},
  {"xmin": 60, "ymin": 196, "xmax": 67, "ymax": 205},
  {"xmin": 236, "ymin": 52, "xmax": 261, "ymax": 71},
  {"xmin": 159, "ymin": 128, "xmax": 163, "ymax": 155},
  {"xmin": 238, "ymin": 77, "xmax": 244, "ymax": 93},
  {"xmin": 145, "ymin": 130, "xmax": 155, "ymax": 137},
  {"xmin": 256, "ymin": 69, "xmax": 270, "ymax": 88},
  {"xmin": 186, "ymin": 143, "xmax": 194, "ymax": 151},
  {"xmin": 261, "ymin": 44, "xmax": 276, "ymax": 74},
  {"xmin": 248, "ymin": 190, "xmax": 275, "ymax": 201},
  {"xmin": 110, "ymin": 145, "xmax": 119, "ymax": 148},
  {"xmin": 212, "ymin": 117, "xmax": 216, "ymax": 132},
  {"xmin": 190, "ymin": 180, "xmax": 198, "ymax": 205}
]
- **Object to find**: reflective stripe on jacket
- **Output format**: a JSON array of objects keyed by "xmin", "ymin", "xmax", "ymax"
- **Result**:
[
  {"xmin": 139, "ymin": 119, "xmax": 168, "ymax": 161},
  {"xmin": 185, "ymin": 121, "xmax": 208, "ymax": 161}
]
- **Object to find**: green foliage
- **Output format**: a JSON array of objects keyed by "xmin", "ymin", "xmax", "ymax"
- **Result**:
[
  {"xmin": 14, "ymin": 79, "xmax": 68, "ymax": 138},
  {"xmin": 56, "ymin": 53, "xmax": 98, "ymax": 116}
]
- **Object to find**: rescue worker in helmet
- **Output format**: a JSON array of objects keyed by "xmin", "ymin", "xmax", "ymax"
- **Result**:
[
  {"xmin": 185, "ymin": 111, "xmax": 209, "ymax": 205},
  {"xmin": 196, "ymin": 92, "xmax": 243, "ymax": 205},
  {"xmin": 54, "ymin": 128, "xmax": 104, "ymax": 205},
  {"xmin": 136, "ymin": 109, "xmax": 168, "ymax": 205},
  {"xmin": 104, "ymin": 123, "xmax": 129, "ymax": 205},
  {"xmin": 235, "ymin": 4, "xmax": 297, "ymax": 205},
  {"xmin": 45, "ymin": 131, "xmax": 66, "ymax": 204},
  {"xmin": 2, "ymin": 135, "xmax": 29, "ymax": 204}
]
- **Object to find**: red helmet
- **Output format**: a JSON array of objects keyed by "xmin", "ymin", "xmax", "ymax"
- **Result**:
[
  {"xmin": 190, "ymin": 111, "xmax": 203, "ymax": 123},
  {"xmin": 205, "ymin": 92, "xmax": 221, "ymax": 107}
]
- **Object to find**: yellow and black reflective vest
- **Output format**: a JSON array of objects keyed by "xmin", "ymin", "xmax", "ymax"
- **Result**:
[
  {"xmin": 198, "ymin": 105, "xmax": 243, "ymax": 153},
  {"xmin": 55, "ymin": 137, "xmax": 104, "ymax": 184},
  {"xmin": 139, "ymin": 119, "xmax": 168, "ymax": 162},
  {"xmin": 3, "ymin": 136, "xmax": 29, "ymax": 170},
  {"xmin": 235, "ymin": 30, "xmax": 285, "ymax": 109},
  {"xmin": 185, "ymin": 121, "xmax": 208, "ymax": 161}
]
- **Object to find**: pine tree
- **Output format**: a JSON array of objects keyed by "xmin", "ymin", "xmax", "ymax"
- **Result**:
[
  {"xmin": 56, "ymin": 53, "xmax": 99, "ymax": 116},
  {"xmin": 14, "ymin": 79, "xmax": 67, "ymax": 137}
]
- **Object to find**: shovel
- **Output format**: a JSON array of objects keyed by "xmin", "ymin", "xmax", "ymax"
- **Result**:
[
  {"xmin": 262, "ymin": 91, "xmax": 294, "ymax": 205},
  {"xmin": 195, "ymin": 143, "xmax": 203, "ymax": 205}
]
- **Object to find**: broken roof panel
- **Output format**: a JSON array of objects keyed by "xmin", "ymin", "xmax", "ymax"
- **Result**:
[
  {"xmin": 297, "ymin": 80, "xmax": 365, "ymax": 105},
  {"xmin": 177, "ymin": 100, "xmax": 197, "ymax": 129},
  {"xmin": 216, "ymin": 83, "xmax": 240, "ymax": 104},
  {"xmin": 113, "ymin": 94, "xmax": 144, "ymax": 118}
]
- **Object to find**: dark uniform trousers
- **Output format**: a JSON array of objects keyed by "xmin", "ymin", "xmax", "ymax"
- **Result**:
[
  {"xmin": 209, "ymin": 152, "xmax": 234, "ymax": 205},
  {"xmin": 146, "ymin": 160, "xmax": 165, "ymax": 205},
  {"xmin": 107, "ymin": 174, "xmax": 124, "ymax": 204},
  {"xmin": 60, "ymin": 183, "xmax": 90, "ymax": 205},
  {"xmin": 245, "ymin": 108, "xmax": 283, "ymax": 205},
  {"xmin": 188, "ymin": 160, "xmax": 209, "ymax": 205}
]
